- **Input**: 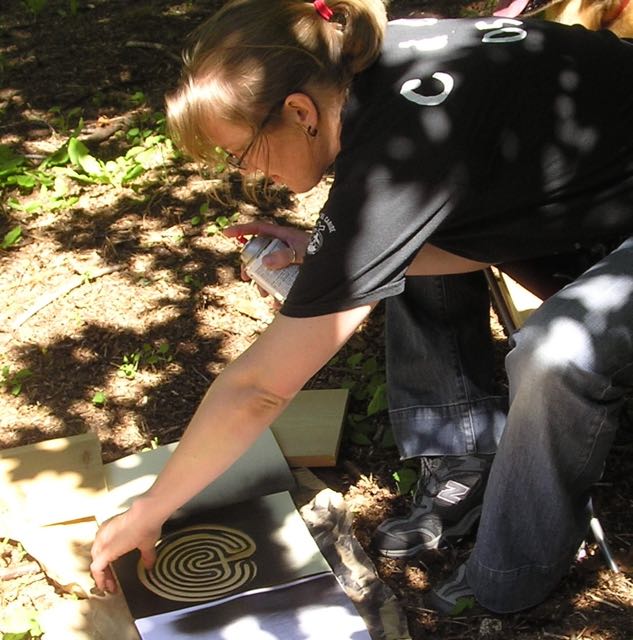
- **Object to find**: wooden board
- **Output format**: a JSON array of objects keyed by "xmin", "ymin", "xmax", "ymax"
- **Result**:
[
  {"xmin": 0, "ymin": 432, "xmax": 105, "ymax": 526},
  {"xmin": 99, "ymin": 429, "xmax": 294, "ymax": 524},
  {"xmin": 500, "ymin": 272, "xmax": 543, "ymax": 328},
  {"xmin": 270, "ymin": 389, "xmax": 349, "ymax": 467},
  {"xmin": 489, "ymin": 267, "xmax": 543, "ymax": 331}
]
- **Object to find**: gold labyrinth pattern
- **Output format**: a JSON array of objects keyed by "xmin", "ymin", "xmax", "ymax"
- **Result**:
[{"xmin": 138, "ymin": 525, "xmax": 257, "ymax": 602}]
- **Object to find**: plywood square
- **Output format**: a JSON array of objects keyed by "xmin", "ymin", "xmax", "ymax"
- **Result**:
[
  {"xmin": 270, "ymin": 389, "xmax": 349, "ymax": 467},
  {"xmin": 99, "ymin": 429, "xmax": 294, "ymax": 524},
  {"xmin": 489, "ymin": 267, "xmax": 543, "ymax": 330},
  {"xmin": 0, "ymin": 433, "xmax": 105, "ymax": 526}
]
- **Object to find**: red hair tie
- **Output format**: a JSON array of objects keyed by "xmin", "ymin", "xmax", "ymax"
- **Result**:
[{"xmin": 314, "ymin": 0, "xmax": 334, "ymax": 21}]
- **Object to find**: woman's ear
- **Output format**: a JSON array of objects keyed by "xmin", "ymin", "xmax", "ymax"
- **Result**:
[{"xmin": 282, "ymin": 93, "xmax": 319, "ymax": 131}]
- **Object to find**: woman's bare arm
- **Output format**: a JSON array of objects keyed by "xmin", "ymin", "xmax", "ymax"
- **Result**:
[
  {"xmin": 407, "ymin": 243, "xmax": 490, "ymax": 275},
  {"xmin": 90, "ymin": 303, "xmax": 374, "ymax": 591}
]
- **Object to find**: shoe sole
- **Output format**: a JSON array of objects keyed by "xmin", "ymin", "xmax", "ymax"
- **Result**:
[{"xmin": 377, "ymin": 505, "xmax": 483, "ymax": 558}]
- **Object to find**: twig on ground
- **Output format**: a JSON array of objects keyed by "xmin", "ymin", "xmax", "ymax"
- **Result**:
[
  {"xmin": 153, "ymin": 425, "xmax": 185, "ymax": 440},
  {"xmin": 11, "ymin": 264, "xmax": 124, "ymax": 331},
  {"xmin": 192, "ymin": 367, "xmax": 211, "ymax": 384},
  {"xmin": 587, "ymin": 593, "xmax": 623, "ymax": 610},
  {"xmin": 372, "ymin": 421, "xmax": 386, "ymax": 445},
  {"xmin": 0, "ymin": 561, "xmax": 41, "ymax": 581},
  {"xmin": 78, "ymin": 113, "xmax": 138, "ymax": 145},
  {"xmin": 124, "ymin": 40, "xmax": 181, "ymax": 63}
]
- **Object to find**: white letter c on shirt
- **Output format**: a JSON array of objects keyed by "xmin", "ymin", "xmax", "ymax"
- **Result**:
[{"xmin": 400, "ymin": 73, "xmax": 454, "ymax": 107}]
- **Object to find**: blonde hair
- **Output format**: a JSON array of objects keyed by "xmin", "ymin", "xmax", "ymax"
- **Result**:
[{"xmin": 166, "ymin": 0, "xmax": 387, "ymax": 165}]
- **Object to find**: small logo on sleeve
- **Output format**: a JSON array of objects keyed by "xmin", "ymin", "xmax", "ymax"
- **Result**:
[{"xmin": 307, "ymin": 214, "xmax": 337, "ymax": 256}]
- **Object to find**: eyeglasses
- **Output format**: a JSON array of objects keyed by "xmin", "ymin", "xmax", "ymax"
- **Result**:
[
  {"xmin": 226, "ymin": 135, "xmax": 258, "ymax": 171},
  {"xmin": 226, "ymin": 109, "xmax": 275, "ymax": 171}
]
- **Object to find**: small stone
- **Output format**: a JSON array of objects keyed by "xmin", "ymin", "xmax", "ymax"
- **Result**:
[{"xmin": 478, "ymin": 617, "xmax": 503, "ymax": 638}]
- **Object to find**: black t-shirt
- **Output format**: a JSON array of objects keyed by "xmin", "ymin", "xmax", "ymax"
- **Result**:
[{"xmin": 281, "ymin": 17, "xmax": 633, "ymax": 317}]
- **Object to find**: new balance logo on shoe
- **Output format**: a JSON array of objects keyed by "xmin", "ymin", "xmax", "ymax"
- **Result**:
[
  {"xmin": 373, "ymin": 454, "xmax": 494, "ymax": 558},
  {"xmin": 436, "ymin": 480, "xmax": 470, "ymax": 505}
]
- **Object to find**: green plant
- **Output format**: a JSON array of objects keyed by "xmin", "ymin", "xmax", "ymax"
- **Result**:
[
  {"xmin": 48, "ymin": 106, "xmax": 84, "ymax": 135},
  {"xmin": 92, "ymin": 390, "xmax": 107, "ymax": 407},
  {"xmin": 343, "ymin": 353, "xmax": 388, "ymax": 412},
  {"xmin": 335, "ymin": 351, "xmax": 391, "ymax": 447},
  {"xmin": 0, "ymin": 145, "xmax": 27, "ymax": 187},
  {"xmin": 183, "ymin": 273, "xmax": 203, "ymax": 290},
  {"xmin": 117, "ymin": 343, "xmax": 172, "ymax": 380},
  {"xmin": 1, "ymin": 227, "xmax": 22, "ymax": 250},
  {"xmin": 450, "ymin": 596, "xmax": 476, "ymax": 616},
  {"xmin": 142, "ymin": 342, "xmax": 172, "ymax": 367},
  {"xmin": 187, "ymin": 202, "xmax": 239, "ymax": 235},
  {"xmin": 22, "ymin": 0, "xmax": 47, "ymax": 16},
  {"xmin": 392, "ymin": 465, "xmax": 419, "ymax": 496},
  {"xmin": 1, "ymin": 366, "xmax": 33, "ymax": 396},
  {"xmin": 192, "ymin": 201, "xmax": 210, "ymax": 226},
  {"xmin": 118, "ymin": 351, "xmax": 142, "ymax": 380},
  {"xmin": 66, "ymin": 132, "xmax": 174, "ymax": 187},
  {"xmin": 206, "ymin": 211, "xmax": 239, "ymax": 235},
  {"xmin": 2, "ymin": 133, "xmax": 169, "ymax": 197},
  {"xmin": 1, "ymin": 143, "xmax": 77, "ymax": 214},
  {"xmin": 126, "ymin": 110, "xmax": 167, "ymax": 146},
  {"xmin": 1, "ymin": 110, "xmax": 174, "ymax": 216},
  {"xmin": 129, "ymin": 90, "xmax": 147, "ymax": 106}
]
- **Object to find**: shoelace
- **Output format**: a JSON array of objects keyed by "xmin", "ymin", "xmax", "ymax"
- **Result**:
[{"xmin": 413, "ymin": 457, "xmax": 445, "ymax": 504}]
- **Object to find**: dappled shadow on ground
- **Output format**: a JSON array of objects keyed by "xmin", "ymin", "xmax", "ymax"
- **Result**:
[
  {"xmin": 2, "ymin": 1, "xmax": 633, "ymax": 639},
  {"xmin": 1, "ymin": 0, "xmax": 307, "ymax": 459}
]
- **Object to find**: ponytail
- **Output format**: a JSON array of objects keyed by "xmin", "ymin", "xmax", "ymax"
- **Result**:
[
  {"xmin": 166, "ymin": 0, "xmax": 387, "ymax": 164},
  {"xmin": 325, "ymin": 0, "xmax": 388, "ymax": 75}
]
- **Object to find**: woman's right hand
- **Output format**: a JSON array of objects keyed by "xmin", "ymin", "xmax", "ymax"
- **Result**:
[
  {"xmin": 90, "ymin": 498, "xmax": 164, "ymax": 593},
  {"xmin": 224, "ymin": 221, "xmax": 311, "ymax": 271}
]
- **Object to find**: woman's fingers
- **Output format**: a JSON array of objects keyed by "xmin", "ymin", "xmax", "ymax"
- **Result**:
[
  {"xmin": 262, "ymin": 244, "xmax": 297, "ymax": 269},
  {"xmin": 90, "ymin": 552, "xmax": 118, "ymax": 593},
  {"xmin": 139, "ymin": 543, "xmax": 157, "ymax": 570},
  {"xmin": 90, "ymin": 509, "xmax": 162, "ymax": 593},
  {"xmin": 224, "ymin": 221, "xmax": 281, "ymax": 239},
  {"xmin": 224, "ymin": 223, "xmax": 310, "ymax": 263}
]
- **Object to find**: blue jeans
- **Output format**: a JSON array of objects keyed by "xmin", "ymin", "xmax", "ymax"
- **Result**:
[
  {"xmin": 466, "ymin": 237, "xmax": 633, "ymax": 613},
  {"xmin": 386, "ymin": 271, "xmax": 507, "ymax": 458}
]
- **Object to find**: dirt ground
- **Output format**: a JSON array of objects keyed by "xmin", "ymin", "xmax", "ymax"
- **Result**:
[{"xmin": 2, "ymin": 1, "xmax": 633, "ymax": 638}]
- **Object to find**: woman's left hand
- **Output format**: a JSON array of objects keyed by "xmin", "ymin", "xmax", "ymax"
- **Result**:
[{"xmin": 90, "ymin": 499, "xmax": 164, "ymax": 593}]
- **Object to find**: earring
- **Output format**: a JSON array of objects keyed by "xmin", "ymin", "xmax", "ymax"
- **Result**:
[{"xmin": 306, "ymin": 125, "xmax": 318, "ymax": 138}]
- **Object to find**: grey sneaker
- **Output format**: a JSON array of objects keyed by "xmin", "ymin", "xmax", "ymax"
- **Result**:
[
  {"xmin": 426, "ymin": 564, "xmax": 478, "ymax": 615},
  {"xmin": 373, "ymin": 454, "xmax": 492, "ymax": 558}
]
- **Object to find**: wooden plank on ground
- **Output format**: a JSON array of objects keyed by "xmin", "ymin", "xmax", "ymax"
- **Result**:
[
  {"xmin": 98, "ymin": 429, "xmax": 294, "ymax": 524},
  {"xmin": 0, "ymin": 432, "xmax": 105, "ymax": 527},
  {"xmin": 500, "ymin": 271, "xmax": 543, "ymax": 327},
  {"xmin": 270, "ymin": 389, "xmax": 349, "ymax": 467},
  {"xmin": 490, "ymin": 267, "xmax": 543, "ymax": 330}
]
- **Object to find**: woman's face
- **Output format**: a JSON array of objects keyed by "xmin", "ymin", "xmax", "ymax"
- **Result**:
[{"xmin": 207, "ymin": 94, "xmax": 338, "ymax": 193}]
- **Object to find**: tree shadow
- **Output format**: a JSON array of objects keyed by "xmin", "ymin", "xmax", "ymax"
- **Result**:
[{"xmin": 2, "ymin": 2, "xmax": 633, "ymax": 639}]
